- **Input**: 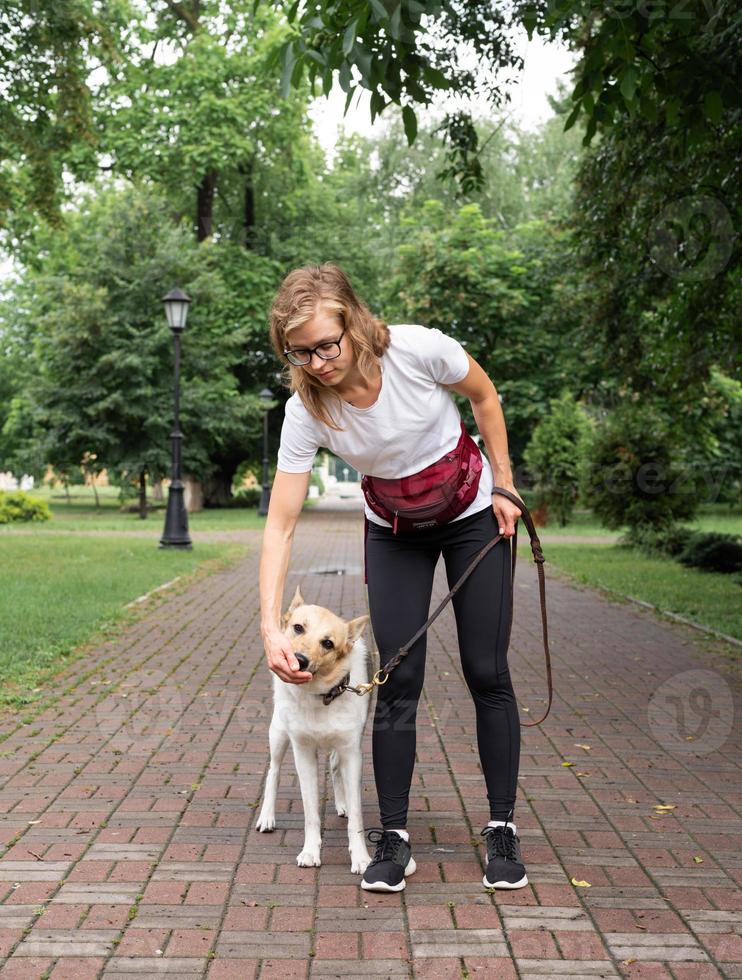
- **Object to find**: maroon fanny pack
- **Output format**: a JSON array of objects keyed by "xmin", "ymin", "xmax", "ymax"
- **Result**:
[{"xmin": 361, "ymin": 420, "xmax": 483, "ymax": 535}]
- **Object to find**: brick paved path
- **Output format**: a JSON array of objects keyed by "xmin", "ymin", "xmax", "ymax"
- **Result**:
[{"xmin": 0, "ymin": 509, "xmax": 739, "ymax": 979}]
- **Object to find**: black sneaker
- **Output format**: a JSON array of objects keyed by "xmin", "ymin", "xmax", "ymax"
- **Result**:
[
  {"xmin": 361, "ymin": 828, "xmax": 416, "ymax": 892},
  {"xmin": 480, "ymin": 822, "xmax": 528, "ymax": 889}
]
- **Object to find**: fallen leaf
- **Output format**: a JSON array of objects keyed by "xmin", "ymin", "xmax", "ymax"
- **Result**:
[
  {"xmin": 693, "ymin": 856, "xmax": 703, "ymax": 864},
  {"xmin": 570, "ymin": 878, "xmax": 591, "ymax": 888},
  {"xmin": 576, "ymin": 772, "xmax": 590, "ymax": 777},
  {"xmin": 562, "ymin": 761, "xmax": 575, "ymax": 767},
  {"xmin": 653, "ymin": 804, "xmax": 676, "ymax": 812},
  {"xmin": 575, "ymin": 743, "xmax": 591, "ymax": 751}
]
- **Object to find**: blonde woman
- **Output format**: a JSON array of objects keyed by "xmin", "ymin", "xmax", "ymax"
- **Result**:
[{"xmin": 259, "ymin": 263, "xmax": 527, "ymax": 893}]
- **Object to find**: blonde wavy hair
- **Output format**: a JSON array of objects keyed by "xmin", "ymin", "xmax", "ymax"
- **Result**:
[{"xmin": 269, "ymin": 263, "xmax": 391, "ymax": 432}]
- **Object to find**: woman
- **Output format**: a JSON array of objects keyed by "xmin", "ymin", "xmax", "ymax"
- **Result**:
[{"xmin": 259, "ymin": 263, "xmax": 528, "ymax": 894}]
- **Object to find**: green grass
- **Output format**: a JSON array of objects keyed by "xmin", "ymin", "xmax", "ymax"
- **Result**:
[
  {"xmin": 9, "ymin": 484, "xmax": 267, "ymax": 533},
  {"xmin": 517, "ymin": 539, "xmax": 741, "ymax": 643},
  {"xmin": 0, "ymin": 534, "xmax": 248, "ymax": 706},
  {"xmin": 511, "ymin": 498, "xmax": 742, "ymax": 643},
  {"xmin": 521, "ymin": 501, "xmax": 742, "ymax": 539}
]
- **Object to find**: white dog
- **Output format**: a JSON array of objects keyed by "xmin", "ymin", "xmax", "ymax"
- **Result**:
[{"xmin": 256, "ymin": 585, "xmax": 374, "ymax": 874}]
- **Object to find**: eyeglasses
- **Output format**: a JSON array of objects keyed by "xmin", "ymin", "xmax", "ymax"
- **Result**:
[{"xmin": 283, "ymin": 327, "xmax": 346, "ymax": 366}]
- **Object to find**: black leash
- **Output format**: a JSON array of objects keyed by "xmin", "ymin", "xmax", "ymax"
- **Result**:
[{"xmin": 322, "ymin": 487, "xmax": 553, "ymax": 727}]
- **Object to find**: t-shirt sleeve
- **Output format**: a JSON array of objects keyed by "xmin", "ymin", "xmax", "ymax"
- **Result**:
[
  {"xmin": 276, "ymin": 396, "xmax": 320, "ymax": 473},
  {"xmin": 418, "ymin": 325, "xmax": 470, "ymax": 385}
]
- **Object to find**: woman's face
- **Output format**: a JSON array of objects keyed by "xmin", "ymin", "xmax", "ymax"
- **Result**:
[{"xmin": 284, "ymin": 310, "xmax": 354, "ymax": 387}]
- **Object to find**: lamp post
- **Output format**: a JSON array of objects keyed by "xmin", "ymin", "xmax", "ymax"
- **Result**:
[
  {"xmin": 159, "ymin": 287, "xmax": 193, "ymax": 550},
  {"xmin": 258, "ymin": 387, "xmax": 274, "ymax": 516}
]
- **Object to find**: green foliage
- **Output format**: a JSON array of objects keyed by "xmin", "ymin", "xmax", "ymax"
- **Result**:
[
  {"xmin": 310, "ymin": 471, "xmax": 325, "ymax": 495},
  {"xmin": 677, "ymin": 531, "xmax": 742, "ymax": 576},
  {"xmin": 229, "ymin": 486, "xmax": 262, "ymax": 507},
  {"xmin": 522, "ymin": 392, "xmax": 594, "ymax": 526},
  {"xmin": 0, "ymin": 182, "xmax": 279, "ymax": 497},
  {"xmin": 579, "ymin": 402, "xmax": 701, "ymax": 538},
  {"xmin": 0, "ymin": 490, "xmax": 51, "ymax": 524},
  {"xmin": 383, "ymin": 199, "xmax": 582, "ymax": 463},
  {"xmin": 261, "ymin": 0, "xmax": 741, "ymax": 194},
  {"xmin": 0, "ymin": 0, "xmax": 131, "ymax": 231},
  {"xmin": 536, "ymin": 1, "xmax": 740, "ymax": 154},
  {"xmin": 631, "ymin": 524, "xmax": 742, "ymax": 576},
  {"xmin": 267, "ymin": 0, "xmax": 520, "ymax": 194}
]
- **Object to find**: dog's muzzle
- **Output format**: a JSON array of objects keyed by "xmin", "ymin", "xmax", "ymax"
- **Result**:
[{"xmin": 294, "ymin": 652, "xmax": 316, "ymax": 674}]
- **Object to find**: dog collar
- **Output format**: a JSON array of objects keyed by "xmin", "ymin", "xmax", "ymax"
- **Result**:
[{"xmin": 318, "ymin": 670, "xmax": 352, "ymax": 705}]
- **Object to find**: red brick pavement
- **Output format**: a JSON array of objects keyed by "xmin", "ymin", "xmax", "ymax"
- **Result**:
[{"xmin": 0, "ymin": 508, "xmax": 739, "ymax": 979}]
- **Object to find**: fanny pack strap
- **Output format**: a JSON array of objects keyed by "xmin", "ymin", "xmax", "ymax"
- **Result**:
[{"xmin": 361, "ymin": 486, "xmax": 553, "ymax": 728}]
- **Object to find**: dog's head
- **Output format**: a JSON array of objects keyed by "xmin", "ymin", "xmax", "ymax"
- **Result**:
[{"xmin": 281, "ymin": 585, "xmax": 369, "ymax": 686}]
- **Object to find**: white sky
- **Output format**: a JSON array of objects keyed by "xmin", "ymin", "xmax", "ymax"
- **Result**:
[{"xmin": 308, "ymin": 33, "xmax": 578, "ymax": 164}]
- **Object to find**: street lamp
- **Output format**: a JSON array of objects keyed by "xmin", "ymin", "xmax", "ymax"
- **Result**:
[
  {"xmin": 258, "ymin": 387, "xmax": 274, "ymax": 516},
  {"xmin": 159, "ymin": 287, "xmax": 193, "ymax": 549}
]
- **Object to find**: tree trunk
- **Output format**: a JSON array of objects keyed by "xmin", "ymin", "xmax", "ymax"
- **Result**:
[
  {"xmin": 138, "ymin": 469, "xmax": 147, "ymax": 520},
  {"xmin": 201, "ymin": 469, "xmax": 236, "ymax": 508},
  {"xmin": 196, "ymin": 170, "xmax": 217, "ymax": 242}
]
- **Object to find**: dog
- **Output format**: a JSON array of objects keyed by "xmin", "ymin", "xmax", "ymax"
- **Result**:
[{"xmin": 256, "ymin": 585, "xmax": 374, "ymax": 874}]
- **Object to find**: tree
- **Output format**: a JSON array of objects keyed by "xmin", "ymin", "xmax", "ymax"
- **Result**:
[
  {"xmin": 380, "ymin": 199, "xmax": 583, "ymax": 464},
  {"xmin": 522, "ymin": 391, "xmax": 594, "ymax": 526},
  {"xmin": 1, "ymin": 183, "xmax": 280, "ymax": 513},
  {"xmin": 0, "ymin": 0, "xmax": 130, "ymax": 236},
  {"xmin": 260, "ymin": 0, "xmax": 741, "ymax": 193},
  {"xmin": 100, "ymin": 1, "xmax": 314, "ymax": 246}
]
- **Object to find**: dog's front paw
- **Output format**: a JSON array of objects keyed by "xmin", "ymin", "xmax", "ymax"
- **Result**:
[
  {"xmin": 296, "ymin": 845, "xmax": 322, "ymax": 867},
  {"xmin": 255, "ymin": 810, "xmax": 275, "ymax": 832},
  {"xmin": 335, "ymin": 803, "xmax": 348, "ymax": 818},
  {"xmin": 350, "ymin": 848, "xmax": 372, "ymax": 874}
]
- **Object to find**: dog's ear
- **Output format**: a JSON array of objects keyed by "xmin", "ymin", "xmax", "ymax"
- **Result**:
[
  {"xmin": 290, "ymin": 584, "xmax": 306, "ymax": 610},
  {"xmin": 346, "ymin": 613, "xmax": 370, "ymax": 644},
  {"xmin": 282, "ymin": 584, "xmax": 305, "ymax": 625}
]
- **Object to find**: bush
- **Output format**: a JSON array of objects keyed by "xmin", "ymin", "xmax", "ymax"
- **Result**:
[
  {"xmin": 629, "ymin": 524, "xmax": 741, "ymax": 575},
  {"xmin": 0, "ymin": 491, "xmax": 52, "ymax": 524},
  {"xmin": 632, "ymin": 523, "xmax": 694, "ymax": 559},
  {"xmin": 522, "ymin": 391, "xmax": 593, "ymax": 526},
  {"xmin": 579, "ymin": 403, "xmax": 701, "ymax": 540},
  {"xmin": 229, "ymin": 486, "xmax": 262, "ymax": 508},
  {"xmin": 677, "ymin": 531, "xmax": 742, "ymax": 575}
]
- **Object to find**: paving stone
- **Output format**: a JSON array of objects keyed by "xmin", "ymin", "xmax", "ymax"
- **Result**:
[
  {"xmin": 102, "ymin": 956, "xmax": 206, "ymax": 975},
  {"xmin": 13, "ymin": 928, "xmax": 117, "ymax": 956}
]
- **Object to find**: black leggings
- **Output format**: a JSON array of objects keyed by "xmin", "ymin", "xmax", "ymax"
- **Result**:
[{"xmin": 365, "ymin": 505, "xmax": 520, "ymax": 828}]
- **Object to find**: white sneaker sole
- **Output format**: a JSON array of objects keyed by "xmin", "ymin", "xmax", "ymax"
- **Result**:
[
  {"xmin": 361, "ymin": 856, "xmax": 417, "ymax": 892},
  {"xmin": 482, "ymin": 871, "xmax": 528, "ymax": 889}
]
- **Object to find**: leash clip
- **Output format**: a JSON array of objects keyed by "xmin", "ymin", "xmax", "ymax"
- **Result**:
[{"xmin": 351, "ymin": 667, "xmax": 389, "ymax": 696}]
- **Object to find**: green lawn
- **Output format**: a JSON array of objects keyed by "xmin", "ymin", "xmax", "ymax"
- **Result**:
[
  {"xmin": 12, "ymin": 484, "xmax": 267, "ymax": 533},
  {"xmin": 532, "ymin": 541, "xmax": 741, "ymax": 641},
  {"xmin": 0, "ymin": 534, "xmax": 247, "ymax": 707},
  {"xmin": 514, "ymin": 501, "xmax": 741, "ymax": 643}
]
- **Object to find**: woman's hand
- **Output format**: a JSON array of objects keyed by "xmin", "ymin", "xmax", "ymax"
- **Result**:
[
  {"xmin": 491, "ymin": 484, "xmax": 525, "ymax": 539},
  {"xmin": 263, "ymin": 628, "xmax": 314, "ymax": 684}
]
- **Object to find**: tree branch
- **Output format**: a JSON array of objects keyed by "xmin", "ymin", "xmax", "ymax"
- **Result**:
[{"xmin": 162, "ymin": 0, "xmax": 200, "ymax": 33}]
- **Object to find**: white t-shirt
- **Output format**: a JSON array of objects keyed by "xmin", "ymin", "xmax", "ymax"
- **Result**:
[{"xmin": 276, "ymin": 322, "xmax": 495, "ymax": 527}]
